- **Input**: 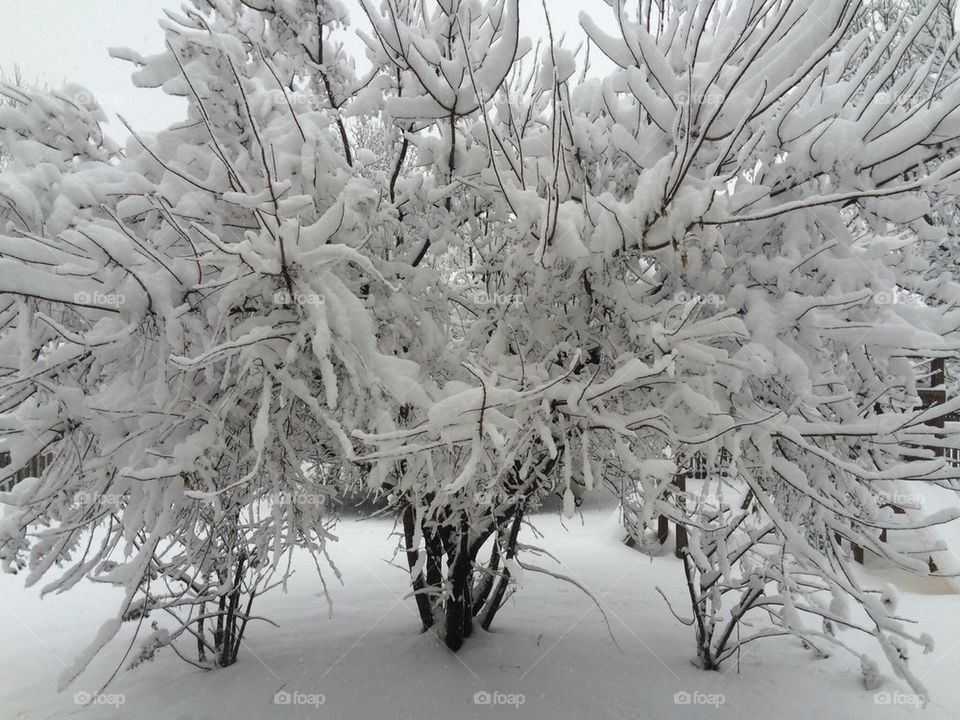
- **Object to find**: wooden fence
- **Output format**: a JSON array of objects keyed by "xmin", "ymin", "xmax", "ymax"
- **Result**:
[{"xmin": 0, "ymin": 451, "xmax": 51, "ymax": 492}]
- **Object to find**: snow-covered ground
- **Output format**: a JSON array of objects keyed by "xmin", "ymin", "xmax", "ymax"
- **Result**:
[{"xmin": 2, "ymin": 501, "xmax": 959, "ymax": 720}]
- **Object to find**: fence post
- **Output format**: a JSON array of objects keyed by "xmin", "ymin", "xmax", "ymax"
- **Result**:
[
  {"xmin": 657, "ymin": 511, "xmax": 669, "ymax": 545},
  {"xmin": 673, "ymin": 471, "xmax": 687, "ymax": 558},
  {"xmin": 654, "ymin": 469, "xmax": 688, "ymax": 556}
]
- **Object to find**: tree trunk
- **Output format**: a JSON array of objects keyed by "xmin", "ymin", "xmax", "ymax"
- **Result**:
[
  {"xmin": 218, "ymin": 551, "xmax": 246, "ymax": 667},
  {"xmin": 479, "ymin": 503, "xmax": 524, "ymax": 631},
  {"xmin": 401, "ymin": 498, "xmax": 434, "ymax": 630},
  {"xmin": 443, "ymin": 521, "xmax": 473, "ymax": 650}
]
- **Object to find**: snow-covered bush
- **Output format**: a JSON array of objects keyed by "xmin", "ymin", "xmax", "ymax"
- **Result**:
[
  {"xmin": 0, "ymin": 0, "xmax": 413, "ymax": 675},
  {"xmin": 356, "ymin": 0, "xmax": 960, "ymax": 694}
]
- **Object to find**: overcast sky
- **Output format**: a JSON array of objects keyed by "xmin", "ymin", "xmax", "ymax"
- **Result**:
[{"xmin": 0, "ymin": 0, "xmax": 618, "ymax": 140}]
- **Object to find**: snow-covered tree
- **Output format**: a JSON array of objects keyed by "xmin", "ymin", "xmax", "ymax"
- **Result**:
[
  {"xmin": 355, "ymin": 0, "xmax": 960, "ymax": 694},
  {"xmin": 0, "ymin": 0, "xmax": 420, "ymax": 677}
]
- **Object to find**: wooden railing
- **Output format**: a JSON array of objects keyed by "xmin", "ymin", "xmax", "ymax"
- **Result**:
[{"xmin": 0, "ymin": 451, "xmax": 51, "ymax": 492}]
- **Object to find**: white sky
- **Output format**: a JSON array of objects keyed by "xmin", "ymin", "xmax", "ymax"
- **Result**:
[
  {"xmin": 0, "ymin": 0, "xmax": 181, "ymax": 135},
  {"xmin": 0, "ymin": 0, "xmax": 618, "ymax": 140}
]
